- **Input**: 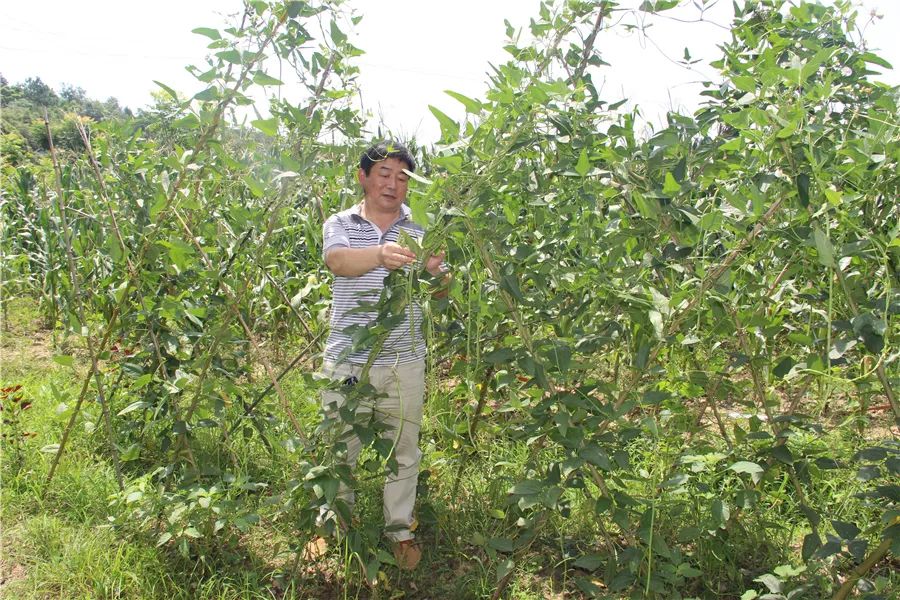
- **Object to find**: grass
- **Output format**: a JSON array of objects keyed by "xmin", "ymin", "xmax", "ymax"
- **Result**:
[{"xmin": 2, "ymin": 297, "xmax": 898, "ymax": 599}]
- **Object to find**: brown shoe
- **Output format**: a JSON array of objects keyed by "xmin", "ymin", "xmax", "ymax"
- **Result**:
[{"xmin": 392, "ymin": 539, "xmax": 422, "ymax": 570}]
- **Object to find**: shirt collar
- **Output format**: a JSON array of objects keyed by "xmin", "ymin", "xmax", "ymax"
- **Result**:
[{"xmin": 351, "ymin": 202, "xmax": 411, "ymax": 224}]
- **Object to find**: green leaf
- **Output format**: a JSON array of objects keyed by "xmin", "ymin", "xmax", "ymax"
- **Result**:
[
  {"xmin": 216, "ymin": 49, "xmax": 243, "ymax": 64},
  {"xmin": 771, "ymin": 444, "xmax": 794, "ymax": 465},
  {"xmin": 800, "ymin": 48, "xmax": 835, "ymax": 81},
  {"xmin": 252, "ymin": 71, "xmax": 284, "ymax": 86},
  {"xmin": 580, "ymin": 444, "xmax": 612, "ymax": 471},
  {"xmin": 575, "ymin": 577, "xmax": 605, "ymax": 596},
  {"xmin": 661, "ymin": 473, "xmax": 689, "ymax": 489},
  {"xmin": 832, "ymin": 520, "xmax": 860, "ymax": 540},
  {"xmin": 662, "ymin": 172, "xmax": 681, "ymax": 195},
  {"xmin": 640, "ymin": 0, "xmax": 679, "ymax": 11},
  {"xmin": 773, "ymin": 356, "xmax": 796, "ymax": 378},
  {"xmin": 244, "ymin": 175, "xmax": 265, "ymax": 198},
  {"xmin": 192, "ymin": 27, "xmax": 221, "ymax": 40},
  {"xmin": 732, "ymin": 75, "xmax": 756, "ymax": 93},
  {"xmin": 677, "ymin": 563, "xmax": 703, "ymax": 577},
  {"xmin": 823, "ymin": 188, "xmax": 842, "ymax": 206},
  {"xmin": 444, "ymin": 90, "xmax": 483, "ymax": 113},
  {"xmin": 157, "ymin": 532, "xmax": 173, "ymax": 546},
  {"xmin": 731, "ymin": 460, "xmax": 764, "ymax": 484},
  {"xmin": 711, "ymin": 498, "xmax": 730, "ymax": 527},
  {"xmin": 500, "ymin": 274, "xmax": 524, "ymax": 302},
  {"xmin": 509, "ymin": 480, "xmax": 542, "ymax": 496},
  {"xmin": 634, "ymin": 340, "xmax": 650, "ymax": 370},
  {"xmin": 801, "ymin": 533, "xmax": 821, "ymax": 561},
  {"xmin": 648, "ymin": 309, "xmax": 664, "ymax": 340},
  {"xmin": 754, "ymin": 573, "xmax": 782, "ymax": 594},
  {"xmin": 173, "ymin": 114, "xmax": 200, "ymax": 129},
  {"xmin": 848, "ymin": 538, "xmax": 868, "ymax": 562},
  {"xmin": 428, "ymin": 105, "xmax": 459, "ymax": 140},
  {"xmin": 796, "ymin": 173, "xmax": 810, "ymax": 207},
  {"xmin": 120, "ymin": 443, "xmax": 141, "ymax": 461},
  {"xmin": 813, "ymin": 227, "xmax": 834, "ymax": 268},
  {"xmin": 729, "ymin": 461, "xmax": 764, "ymax": 476},
  {"xmin": 251, "ymin": 118, "xmax": 279, "ymax": 136},
  {"xmin": 776, "ymin": 119, "xmax": 798, "ymax": 138},
  {"xmin": 285, "ymin": 1, "xmax": 304, "ymax": 17},
  {"xmin": 153, "ymin": 80, "xmax": 181, "ymax": 102},
  {"xmin": 483, "ymin": 348, "xmax": 515, "ymax": 364},
  {"xmin": 118, "ymin": 401, "xmax": 151, "ymax": 416},
  {"xmin": 699, "ymin": 209, "xmax": 722, "ymax": 230},
  {"xmin": 159, "ymin": 239, "xmax": 194, "ymax": 271},
  {"xmin": 800, "ymin": 503, "xmax": 822, "ymax": 527},
  {"xmin": 193, "ymin": 87, "xmax": 219, "ymax": 102},
  {"xmin": 774, "ymin": 564, "xmax": 806, "ymax": 577},
  {"xmin": 495, "ymin": 558, "xmax": 515, "ymax": 582},
  {"xmin": 53, "ymin": 355, "xmax": 74, "ymax": 368},
  {"xmin": 402, "ymin": 169, "xmax": 432, "ymax": 185},
  {"xmin": 860, "ymin": 52, "xmax": 892, "ymax": 70},
  {"xmin": 132, "ymin": 373, "xmax": 153, "ymax": 389},
  {"xmin": 632, "ymin": 190, "xmax": 660, "ymax": 221},
  {"xmin": 329, "ymin": 20, "xmax": 347, "ymax": 45},
  {"xmin": 409, "ymin": 194, "xmax": 428, "ymax": 227},
  {"xmin": 574, "ymin": 148, "xmax": 590, "ymax": 177},
  {"xmin": 573, "ymin": 554, "xmax": 602, "ymax": 571},
  {"xmin": 433, "ymin": 154, "xmax": 462, "ymax": 173}
]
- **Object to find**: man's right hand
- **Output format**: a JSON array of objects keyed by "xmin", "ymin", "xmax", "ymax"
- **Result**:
[{"xmin": 378, "ymin": 242, "xmax": 417, "ymax": 270}]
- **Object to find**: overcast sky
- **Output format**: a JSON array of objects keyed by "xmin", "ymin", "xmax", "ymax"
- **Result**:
[{"xmin": 2, "ymin": 1, "xmax": 897, "ymax": 142}]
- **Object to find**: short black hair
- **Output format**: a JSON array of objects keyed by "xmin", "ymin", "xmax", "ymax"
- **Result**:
[{"xmin": 359, "ymin": 140, "xmax": 415, "ymax": 175}]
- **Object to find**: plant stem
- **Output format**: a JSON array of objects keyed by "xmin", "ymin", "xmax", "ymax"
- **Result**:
[
  {"xmin": 451, "ymin": 366, "xmax": 495, "ymax": 499},
  {"xmin": 831, "ymin": 534, "xmax": 893, "ymax": 600}
]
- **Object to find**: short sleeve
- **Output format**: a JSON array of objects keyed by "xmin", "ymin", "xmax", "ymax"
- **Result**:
[{"xmin": 323, "ymin": 214, "xmax": 350, "ymax": 258}]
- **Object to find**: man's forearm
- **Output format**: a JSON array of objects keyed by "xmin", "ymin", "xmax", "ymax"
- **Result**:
[{"xmin": 325, "ymin": 246, "xmax": 382, "ymax": 277}]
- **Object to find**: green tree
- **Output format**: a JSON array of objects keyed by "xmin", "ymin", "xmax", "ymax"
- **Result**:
[{"xmin": 21, "ymin": 77, "xmax": 58, "ymax": 108}]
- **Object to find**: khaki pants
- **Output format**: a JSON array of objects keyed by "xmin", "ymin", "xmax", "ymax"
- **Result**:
[{"xmin": 320, "ymin": 359, "xmax": 425, "ymax": 542}]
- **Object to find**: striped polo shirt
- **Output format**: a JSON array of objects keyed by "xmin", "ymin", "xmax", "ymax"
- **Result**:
[{"xmin": 322, "ymin": 203, "xmax": 426, "ymax": 366}]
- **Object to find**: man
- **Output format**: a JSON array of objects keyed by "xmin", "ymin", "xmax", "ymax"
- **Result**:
[{"xmin": 317, "ymin": 141, "xmax": 444, "ymax": 570}]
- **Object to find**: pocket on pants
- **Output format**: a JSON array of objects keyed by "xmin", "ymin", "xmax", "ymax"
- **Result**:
[{"xmin": 319, "ymin": 361, "xmax": 360, "ymax": 414}]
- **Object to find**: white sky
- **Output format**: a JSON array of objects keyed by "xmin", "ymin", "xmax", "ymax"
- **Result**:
[{"xmin": 2, "ymin": 1, "xmax": 897, "ymax": 142}]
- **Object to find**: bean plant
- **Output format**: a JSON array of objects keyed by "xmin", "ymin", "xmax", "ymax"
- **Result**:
[{"xmin": 1, "ymin": 0, "xmax": 897, "ymax": 597}]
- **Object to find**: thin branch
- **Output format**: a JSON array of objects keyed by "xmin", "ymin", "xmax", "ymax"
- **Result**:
[{"xmin": 571, "ymin": 9, "xmax": 606, "ymax": 83}]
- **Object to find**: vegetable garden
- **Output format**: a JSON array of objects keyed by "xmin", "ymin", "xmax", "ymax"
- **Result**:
[{"xmin": 1, "ymin": 0, "xmax": 898, "ymax": 598}]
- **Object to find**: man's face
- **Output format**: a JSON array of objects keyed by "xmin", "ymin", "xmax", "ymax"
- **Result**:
[{"xmin": 358, "ymin": 157, "xmax": 410, "ymax": 214}]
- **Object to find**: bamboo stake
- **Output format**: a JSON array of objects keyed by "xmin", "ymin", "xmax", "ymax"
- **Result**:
[
  {"xmin": 831, "ymin": 534, "xmax": 893, "ymax": 600},
  {"xmin": 43, "ymin": 112, "xmax": 124, "ymax": 491}
]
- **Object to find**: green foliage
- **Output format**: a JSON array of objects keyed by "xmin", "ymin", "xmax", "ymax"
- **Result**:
[
  {"xmin": 1, "ymin": 0, "xmax": 898, "ymax": 598},
  {"xmin": 0, "ymin": 75, "xmax": 131, "ymax": 154}
]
